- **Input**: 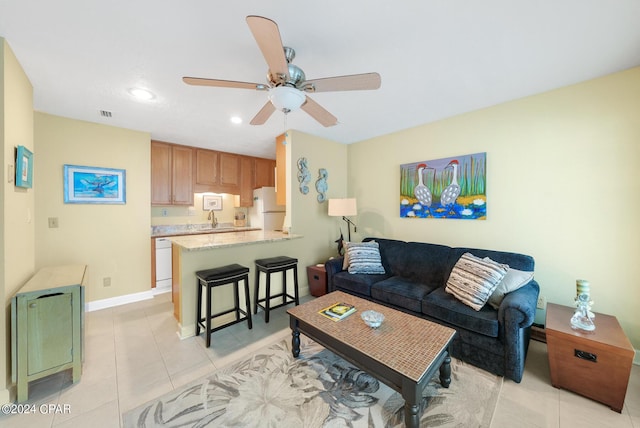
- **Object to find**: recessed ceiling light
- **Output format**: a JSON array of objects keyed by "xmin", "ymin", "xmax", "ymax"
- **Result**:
[
  {"xmin": 128, "ymin": 88, "xmax": 155, "ymax": 101},
  {"xmin": 230, "ymin": 116, "xmax": 242, "ymax": 124}
]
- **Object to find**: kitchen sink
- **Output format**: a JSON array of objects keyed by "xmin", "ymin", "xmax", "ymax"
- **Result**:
[{"xmin": 199, "ymin": 227, "xmax": 236, "ymax": 232}]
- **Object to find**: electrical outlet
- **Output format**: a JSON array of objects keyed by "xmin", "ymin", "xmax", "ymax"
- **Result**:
[
  {"xmin": 103, "ymin": 277, "xmax": 111, "ymax": 287},
  {"xmin": 161, "ymin": 208, "xmax": 168, "ymax": 217},
  {"xmin": 48, "ymin": 217, "xmax": 59, "ymax": 228},
  {"xmin": 537, "ymin": 295, "xmax": 546, "ymax": 309}
]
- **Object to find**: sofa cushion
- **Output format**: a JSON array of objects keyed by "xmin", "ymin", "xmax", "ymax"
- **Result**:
[
  {"xmin": 445, "ymin": 253, "xmax": 508, "ymax": 311},
  {"xmin": 447, "ymin": 247, "xmax": 535, "ymax": 274},
  {"xmin": 487, "ymin": 267, "xmax": 534, "ymax": 309},
  {"xmin": 332, "ymin": 271, "xmax": 389, "ymax": 297},
  {"xmin": 371, "ymin": 276, "xmax": 438, "ymax": 313},
  {"xmin": 346, "ymin": 241, "xmax": 386, "ymax": 274},
  {"xmin": 366, "ymin": 238, "xmax": 452, "ymax": 285},
  {"xmin": 423, "ymin": 287, "xmax": 500, "ymax": 337}
]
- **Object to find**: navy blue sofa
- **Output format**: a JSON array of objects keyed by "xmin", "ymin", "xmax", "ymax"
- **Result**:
[{"xmin": 325, "ymin": 237, "xmax": 540, "ymax": 383}]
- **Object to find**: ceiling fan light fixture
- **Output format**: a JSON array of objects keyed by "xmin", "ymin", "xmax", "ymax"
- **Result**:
[{"xmin": 269, "ymin": 86, "xmax": 305, "ymax": 112}]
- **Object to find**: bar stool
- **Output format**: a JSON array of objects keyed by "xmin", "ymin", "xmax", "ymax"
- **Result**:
[
  {"xmin": 196, "ymin": 264, "xmax": 252, "ymax": 347},
  {"xmin": 254, "ymin": 256, "xmax": 300, "ymax": 322}
]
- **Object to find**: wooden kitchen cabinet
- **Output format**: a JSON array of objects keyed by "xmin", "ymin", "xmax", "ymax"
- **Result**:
[
  {"xmin": 238, "ymin": 156, "xmax": 255, "ymax": 207},
  {"xmin": 172, "ymin": 145, "xmax": 194, "ymax": 205},
  {"xmin": 151, "ymin": 141, "xmax": 171, "ymax": 204},
  {"xmin": 255, "ymin": 157, "xmax": 276, "ymax": 188},
  {"xmin": 155, "ymin": 140, "xmax": 276, "ymax": 203},
  {"xmin": 194, "ymin": 148, "xmax": 219, "ymax": 192},
  {"xmin": 218, "ymin": 152, "xmax": 240, "ymax": 193},
  {"xmin": 275, "ymin": 133, "xmax": 286, "ymax": 205},
  {"xmin": 151, "ymin": 141, "xmax": 194, "ymax": 206}
]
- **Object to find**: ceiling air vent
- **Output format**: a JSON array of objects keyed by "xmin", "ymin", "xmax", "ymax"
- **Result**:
[{"xmin": 99, "ymin": 110, "xmax": 112, "ymax": 118}]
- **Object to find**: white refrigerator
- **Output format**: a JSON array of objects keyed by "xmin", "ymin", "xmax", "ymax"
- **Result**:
[{"xmin": 249, "ymin": 187, "xmax": 286, "ymax": 231}]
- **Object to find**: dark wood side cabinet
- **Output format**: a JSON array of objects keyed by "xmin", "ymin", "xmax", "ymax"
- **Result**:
[
  {"xmin": 545, "ymin": 303, "xmax": 634, "ymax": 413},
  {"xmin": 307, "ymin": 264, "xmax": 327, "ymax": 297}
]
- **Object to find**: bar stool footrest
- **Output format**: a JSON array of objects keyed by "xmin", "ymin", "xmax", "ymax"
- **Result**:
[{"xmin": 255, "ymin": 293, "xmax": 297, "ymax": 313}]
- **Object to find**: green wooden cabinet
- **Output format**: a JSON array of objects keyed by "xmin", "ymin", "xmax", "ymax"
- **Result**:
[{"xmin": 11, "ymin": 265, "xmax": 86, "ymax": 402}]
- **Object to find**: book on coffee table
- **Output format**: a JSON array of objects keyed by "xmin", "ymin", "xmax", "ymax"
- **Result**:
[{"xmin": 319, "ymin": 302, "xmax": 356, "ymax": 321}]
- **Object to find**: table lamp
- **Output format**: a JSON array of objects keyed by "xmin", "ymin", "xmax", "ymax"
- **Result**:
[{"xmin": 328, "ymin": 198, "xmax": 357, "ymax": 242}]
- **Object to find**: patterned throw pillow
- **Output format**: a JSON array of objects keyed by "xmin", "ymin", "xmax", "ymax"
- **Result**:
[
  {"xmin": 445, "ymin": 253, "xmax": 508, "ymax": 311},
  {"xmin": 487, "ymin": 267, "xmax": 534, "ymax": 310},
  {"xmin": 347, "ymin": 241, "xmax": 386, "ymax": 274},
  {"xmin": 342, "ymin": 241, "xmax": 352, "ymax": 270}
]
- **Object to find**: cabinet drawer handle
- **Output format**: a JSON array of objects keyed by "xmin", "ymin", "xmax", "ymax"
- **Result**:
[
  {"xmin": 29, "ymin": 303, "xmax": 37, "ymax": 308},
  {"xmin": 574, "ymin": 349, "xmax": 597, "ymax": 363},
  {"xmin": 313, "ymin": 275, "xmax": 320, "ymax": 280}
]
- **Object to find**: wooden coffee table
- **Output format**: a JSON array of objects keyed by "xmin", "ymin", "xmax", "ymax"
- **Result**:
[{"xmin": 287, "ymin": 291, "xmax": 456, "ymax": 428}]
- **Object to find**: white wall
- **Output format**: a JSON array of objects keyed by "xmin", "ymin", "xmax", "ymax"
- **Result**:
[
  {"xmin": 34, "ymin": 113, "xmax": 151, "ymax": 302},
  {"xmin": 348, "ymin": 67, "xmax": 640, "ymax": 351}
]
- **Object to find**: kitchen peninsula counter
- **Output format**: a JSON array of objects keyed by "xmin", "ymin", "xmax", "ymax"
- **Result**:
[
  {"xmin": 169, "ymin": 230, "xmax": 303, "ymax": 339},
  {"xmin": 168, "ymin": 230, "xmax": 301, "ymax": 251},
  {"xmin": 151, "ymin": 225, "xmax": 260, "ymax": 238}
]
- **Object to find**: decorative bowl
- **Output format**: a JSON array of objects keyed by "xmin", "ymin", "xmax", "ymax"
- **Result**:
[{"xmin": 361, "ymin": 310, "xmax": 384, "ymax": 328}]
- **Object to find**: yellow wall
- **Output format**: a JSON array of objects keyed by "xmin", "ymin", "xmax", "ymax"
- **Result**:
[
  {"xmin": 289, "ymin": 130, "xmax": 350, "ymax": 257},
  {"xmin": 34, "ymin": 113, "xmax": 151, "ymax": 302},
  {"xmin": 1, "ymin": 38, "xmax": 35, "ymax": 404},
  {"xmin": 348, "ymin": 67, "xmax": 640, "ymax": 351}
]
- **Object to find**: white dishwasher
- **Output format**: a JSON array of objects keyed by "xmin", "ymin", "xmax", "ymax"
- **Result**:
[{"xmin": 155, "ymin": 238, "xmax": 172, "ymax": 292}]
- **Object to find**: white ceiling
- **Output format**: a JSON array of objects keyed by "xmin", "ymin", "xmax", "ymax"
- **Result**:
[{"xmin": 1, "ymin": 1, "xmax": 639, "ymax": 159}]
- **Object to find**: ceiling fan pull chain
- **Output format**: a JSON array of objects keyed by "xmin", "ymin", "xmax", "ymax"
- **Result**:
[{"xmin": 283, "ymin": 111, "xmax": 288, "ymax": 134}]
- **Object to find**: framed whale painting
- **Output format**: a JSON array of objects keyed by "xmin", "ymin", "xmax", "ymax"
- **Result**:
[{"xmin": 63, "ymin": 164, "xmax": 126, "ymax": 204}]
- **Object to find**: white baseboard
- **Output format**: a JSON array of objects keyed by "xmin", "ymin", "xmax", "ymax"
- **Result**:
[
  {"xmin": 0, "ymin": 387, "xmax": 11, "ymax": 405},
  {"xmin": 85, "ymin": 290, "xmax": 154, "ymax": 312},
  {"xmin": 153, "ymin": 286, "xmax": 171, "ymax": 296},
  {"xmin": 177, "ymin": 322, "xmax": 196, "ymax": 340}
]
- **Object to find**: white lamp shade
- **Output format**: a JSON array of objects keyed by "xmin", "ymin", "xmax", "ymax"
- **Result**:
[
  {"xmin": 269, "ymin": 86, "xmax": 306, "ymax": 112},
  {"xmin": 328, "ymin": 198, "xmax": 357, "ymax": 216}
]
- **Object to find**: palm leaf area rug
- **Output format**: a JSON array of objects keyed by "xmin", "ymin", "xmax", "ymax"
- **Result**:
[{"xmin": 123, "ymin": 335, "xmax": 502, "ymax": 428}]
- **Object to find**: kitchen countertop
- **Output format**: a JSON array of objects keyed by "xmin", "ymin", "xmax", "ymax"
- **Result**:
[
  {"xmin": 151, "ymin": 224, "xmax": 260, "ymax": 238},
  {"xmin": 168, "ymin": 230, "xmax": 302, "ymax": 251}
]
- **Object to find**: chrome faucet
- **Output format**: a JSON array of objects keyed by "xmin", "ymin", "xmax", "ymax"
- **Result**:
[{"xmin": 207, "ymin": 210, "xmax": 218, "ymax": 228}]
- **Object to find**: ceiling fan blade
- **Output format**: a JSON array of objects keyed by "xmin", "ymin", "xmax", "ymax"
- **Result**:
[
  {"xmin": 250, "ymin": 101, "xmax": 276, "ymax": 125},
  {"xmin": 303, "ymin": 72, "xmax": 381, "ymax": 92},
  {"xmin": 246, "ymin": 15, "xmax": 290, "ymax": 82},
  {"xmin": 183, "ymin": 77, "xmax": 267, "ymax": 90},
  {"xmin": 301, "ymin": 96, "xmax": 338, "ymax": 127}
]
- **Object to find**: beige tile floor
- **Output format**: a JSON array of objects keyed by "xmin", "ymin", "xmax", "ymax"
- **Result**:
[{"xmin": 1, "ymin": 292, "xmax": 638, "ymax": 427}]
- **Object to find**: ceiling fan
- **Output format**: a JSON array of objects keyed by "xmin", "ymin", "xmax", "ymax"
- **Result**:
[{"xmin": 183, "ymin": 15, "xmax": 381, "ymax": 127}]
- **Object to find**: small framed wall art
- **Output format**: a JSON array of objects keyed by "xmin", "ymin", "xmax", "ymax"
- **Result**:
[
  {"xmin": 15, "ymin": 146, "xmax": 33, "ymax": 188},
  {"xmin": 203, "ymin": 194, "xmax": 223, "ymax": 211},
  {"xmin": 63, "ymin": 164, "xmax": 126, "ymax": 204}
]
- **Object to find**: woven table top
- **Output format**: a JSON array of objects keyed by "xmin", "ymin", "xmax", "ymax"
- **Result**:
[{"xmin": 288, "ymin": 291, "xmax": 456, "ymax": 382}]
